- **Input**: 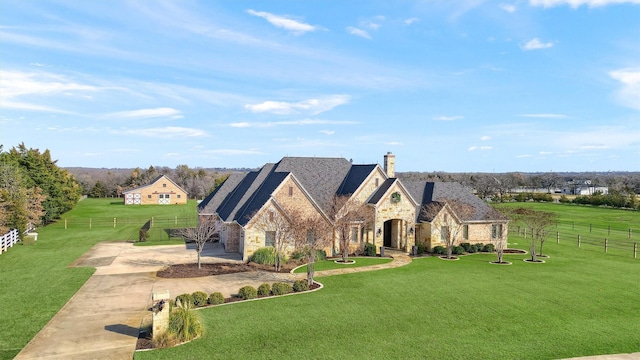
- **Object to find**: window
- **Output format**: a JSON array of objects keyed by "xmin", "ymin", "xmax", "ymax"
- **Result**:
[
  {"xmin": 375, "ymin": 178, "xmax": 379, "ymax": 187},
  {"xmin": 440, "ymin": 226, "xmax": 450, "ymax": 241},
  {"xmin": 463, "ymin": 225, "xmax": 469, "ymax": 240},
  {"xmin": 492, "ymin": 224, "xmax": 503, "ymax": 239},
  {"xmin": 265, "ymin": 231, "xmax": 276, "ymax": 247},
  {"xmin": 163, "ymin": 183, "xmax": 167, "ymax": 188},
  {"xmin": 351, "ymin": 227, "xmax": 359, "ymax": 243},
  {"xmin": 177, "ymin": 195, "xmax": 181, "ymax": 199},
  {"xmin": 148, "ymin": 195, "xmax": 152, "ymax": 199},
  {"xmin": 288, "ymin": 186, "xmax": 293, "ymax": 196}
]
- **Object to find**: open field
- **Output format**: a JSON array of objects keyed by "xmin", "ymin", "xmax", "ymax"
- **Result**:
[{"xmin": 0, "ymin": 199, "xmax": 196, "ymax": 360}]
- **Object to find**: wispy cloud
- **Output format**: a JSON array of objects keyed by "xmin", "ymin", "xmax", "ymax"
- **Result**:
[
  {"xmin": 521, "ymin": 38, "xmax": 554, "ymax": 50},
  {"xmin": 530, "ymin": 0, "xmax": 640, "ymax": 8},
  {"xmin": 404, "ymin": 17, "xmax": 419, "ymax": 25},
  {"xmin": 204, "ymin": 149, "xmax": 266, "ymax": 155},
  {"xmin": 111, "ymin": 126, "xmax": 207, "ymax": 138},
  {"xmin": 346, "ymin": 27, "xmax": 371, "ymax": 39},
  {"xmin": 499, "ymin": 3, "xmax": 517, "ymax": 12},
  {"xmin": 433, "ymin": 115, "xmax": 463, "ymax": 121},
  {"xmin": 519, "ymin": 113, "xmax": 568, "ymax": 118},
  {"xmin": 609, "ymin": 68, "xmax": 640, "ymax": 110},
  {"xmin": 229, "ymin": 118, "xmax": 358, "ymax": 128},
  {"xmin": 245, "ymin": 95, "xmax": 351, "ymax": 115},
  {"xmin": 319, "ymin": 130, "xmax": 336, "ymax": 135},
  {"xmin": 104, "ymin": 107, "xmax": 183, "ymax": 120},
  {"xmin": 246, "ymin": 9, "xmax": 319, "ymax": 34},
  {"xmin": 468, "ymin": 146, "xmax": 493, "ymax": 151},
  {"xmin": 481, "ymin": 136, "xmax": 492, "ymax": 141}
]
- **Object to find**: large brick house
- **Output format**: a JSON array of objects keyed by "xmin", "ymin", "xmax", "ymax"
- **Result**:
[
  {"xmin": 198, "ymin": 153, "xmax": 508, "ymax": 261},
  {"xmin": 123, "ymin": 175, "xmax": 188, "ymax": 205}
]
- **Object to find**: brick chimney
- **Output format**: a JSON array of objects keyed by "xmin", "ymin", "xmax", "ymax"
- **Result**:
[{"xmin": 383, "ymin": 152, "xmax": 395, "ymax": 178}]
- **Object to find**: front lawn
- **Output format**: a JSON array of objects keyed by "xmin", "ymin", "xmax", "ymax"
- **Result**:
[
  {"xmin": 293, "ymin": 257, "xmax": 394, "ymax": 273},
  {"xmin": 136, "ymin": 235, "xmax": 639, "ymax": 359},
  {"xmin": 0, "ymin": 198, "xmax": 197, "ymax": 360}
]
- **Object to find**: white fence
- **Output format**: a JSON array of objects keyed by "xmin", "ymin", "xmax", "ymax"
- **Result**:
[{"xmin": 1, "ymin": 229, "xmax": 19, "ymax": 254}]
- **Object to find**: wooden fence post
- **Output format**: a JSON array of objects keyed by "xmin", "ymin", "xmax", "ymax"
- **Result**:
[
  {"xmin": 634, "ymin": 242, "xmax": 637, "ymax": 259},
  {"xmin": 604, "ymin": 238, "xmax": 608, "ymax": 253},
  {"xmin": 578, "ymin": 235, "xmax": 581, "ymax": 248},
  {"xmin": 556, "ymin": 232, "xmax": 559, "ymax": 244},
  {"xmin": 65, "ymin": 219, "xmax": 67, "ymax": 230},
  {"xmin": 114, "ymin": 218, "xmax": 116, "ymax": 228}
]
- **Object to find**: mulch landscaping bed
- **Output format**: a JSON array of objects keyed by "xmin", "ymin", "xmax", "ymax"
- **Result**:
[{"xmin": 156, "ymin": 261, "xmax": 302, "ymax": 278}]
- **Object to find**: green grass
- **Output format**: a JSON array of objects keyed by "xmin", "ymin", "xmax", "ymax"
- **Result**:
[
  {"xmin": 293, "ymin": 257, "xmax": 394, "ymax": 273},
  {"xmin": 0, "ymin": 198, "xmax": 197, "ymax": 360},
  {"xmin": 136, "ymin": 242, "xmax": 639, "ymax": 360},
  {"xmin": 135, "ymin": 204, "xmax": 640, "ymax": 360}
]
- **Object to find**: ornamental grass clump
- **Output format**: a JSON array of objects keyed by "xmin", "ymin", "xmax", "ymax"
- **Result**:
[{"xmin": 168, "ymin": 305, "xmax": 203, "ymax": 343}]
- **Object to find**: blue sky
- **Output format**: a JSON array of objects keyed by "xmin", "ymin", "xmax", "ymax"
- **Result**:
[{"xmin": 1, "ymin": 0, "xmax": 639, "ymax": 172}]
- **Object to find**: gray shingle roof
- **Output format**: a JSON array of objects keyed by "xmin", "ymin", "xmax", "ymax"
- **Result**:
[
  {"xmin": 368, "ymin": 178, "xmax": 397, "ymax": 204},
  {"xmin": 338, "ymin": 164, "xmax": 377, "ymax": 196},
  {"xmin": 402, "ymin": 181, "xmax": 507, "ymax": 222}
]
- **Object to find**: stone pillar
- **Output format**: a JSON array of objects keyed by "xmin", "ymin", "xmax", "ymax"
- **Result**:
[
  {"xmin": 383, "ymin": 152, "xmax": 395, "ymax": 178},
  {"xmin": 152, "ymin": 291, "xmax": 170, "ymax": 340}
]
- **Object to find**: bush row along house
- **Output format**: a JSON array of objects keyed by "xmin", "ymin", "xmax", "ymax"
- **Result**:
[
  {"xmin": 198, "ymin": 153, "xmax": 508, "ymax": 261},
  {"xmin": 122, "ymin": 175, "xmax": 188, "ymax": 205}
]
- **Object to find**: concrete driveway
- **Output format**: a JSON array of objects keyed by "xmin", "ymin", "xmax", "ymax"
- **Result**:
[{"xmin": 14, "ymin": 242, "xmax": 299, "ymax": 360}]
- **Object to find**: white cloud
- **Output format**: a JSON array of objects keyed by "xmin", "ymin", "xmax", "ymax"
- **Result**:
[
  {"xmin": 112, "ymin": 126, "xmax": 208, "ymax": 138},
  {"xmin": 246, "ymin": 9, "xmax": 318, "ymax": 34},
  {"xmin": 539, "ymin": 151, "xmax": 553, "ymax": 155},
  {"xmin": 481, "ymin": 136, "xmax": 492, "ymax": 141},
  {"xmin": 319, "ymin": 130, "xmax": 335, "ymax": 135},
  {"xmin": 468, "ymin": 146, "xmax": 493, "ymax": 151},
  {"xmin": 228, "ymin": 118, "xmax": 358, "ymax": 128},
  {"xmin": 519, "ymin": 113, "xmax": 568, "ymax": 118},
  {"xmin": 404, "ymin": 17, "xmax": 419, "ymax": 25},
  {"xmin": 245, "ymin": 95, "xmax": 351, "ymax": 115},
  {"xmin": 433, "ymin": 115, "xmax": 463, "ymax": 121},
  {"xmin": 500, "ymin": 3, "xmax": 517, "ymax": 12},
  {"xmin": 204, "ymin": 149, "xmax": 265, "ymax": 155},
  {"xmin": 530, "ymin": 0, "xmax": 640, "ymax": 8},
  {"xmin": 346, "ymin": 27, "xmax": 371, "ymax": 39},
  {"xmin": 104, "ymin": 107, "xmax": 183, "ymax": 119},
  {"xmin": 521, "ymin": 38, "xmax": 554, "ymax": 50},
  {"xmin": 609, "ymin": 69, "xmax": 640, "ymax": 110}
]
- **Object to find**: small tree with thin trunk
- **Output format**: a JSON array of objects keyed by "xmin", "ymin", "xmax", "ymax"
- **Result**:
[
  {"xmin": 328, "ymin": 195, "xmax": 373, "ymax": 263},
  {"xmin": 250, "ymin": 207, "xmax": 294, "ymax": 272},
  {"xmin": 503, "ymin": 207, "xmax": 557, "ymax": 262},
  {"xmin": 290, "ymin": 210, "xmax": 331, "ymax": 286},
  {"xmin": 174, "ymin": 215, "xmax": 220, "ymax": 269},
  {"xmin": 421, "ymin": 199, "xmax": 474, "ymax": 259},
  {"xmin": 491, "ymin": 223, "xmax": 507, "ymax": 264}
]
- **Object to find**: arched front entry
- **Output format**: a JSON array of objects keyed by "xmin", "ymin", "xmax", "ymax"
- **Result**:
[{"xmin": 383, "ymin": 219, "xmax": 406, "ymax": 249}]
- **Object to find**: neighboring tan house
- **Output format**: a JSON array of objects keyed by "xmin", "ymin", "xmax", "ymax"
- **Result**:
[
  {"xmin": 198, "ymin": 153, "xmax": 508, "ymax": 261},
  {"xmin": 123, "ymin": 175, "xmax": 188, "ymax": 205}
]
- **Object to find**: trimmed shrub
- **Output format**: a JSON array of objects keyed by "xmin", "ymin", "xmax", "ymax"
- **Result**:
[
  {"xmin": 257, "ymin": 283, "xmax": 271, "ymax": 296},
  {"xmin": 192, "ymin": 291, "xmax": 208, "ymax": 307},
  {"xmin": 293, "ymin": 279, "xmax": 309, "ymax": 292},
  {"xmin": 175, "ymin": 293, "xmax": 194, "ymax": 308},
  {"xmin": 250, "ymin": 247, "xmax": 275, "ymax": 265},
  {"xmin": 208, "ymin": 292, "xmax": 225, "ymax": 305},
  {"xmin": 452, "ymin": 245, "xmax": 465, "ymax": 255},
  {"xmin": 432, "ymin": 246, "xmax": 446, "ymax": 255},
  {"xmin": 238, "ymin": 286, "xmax": 258, "ymax": 300},
  {"xmin": 364, "ymin": 243, "xmax": 376, "ymax": 257},
  {"xmin": 483, "ymin": 243, "xmax": 495, "ymax": 252},
  {"xmin": 416, "ymin": 243, "xmax": 425, "ymax": 255},
  {"xmin": 169, "ymin": 306, "xmax": 203, "ymax": 343},
  {"xmin": 271, "ymin": 282, "xmax": 292, "ymax": 295},
  {"xmin": 460, "ymin": 242, "xmax": 472, "ymax": 252},
  {"xmin": 475, "ymin": 243, "xmax": 485, "ymax": 252}
]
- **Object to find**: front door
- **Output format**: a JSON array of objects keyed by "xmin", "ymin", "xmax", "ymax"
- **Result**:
[{"xmin": 383, "ymin": 220, "xmax": 392, "ymax": 247}]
